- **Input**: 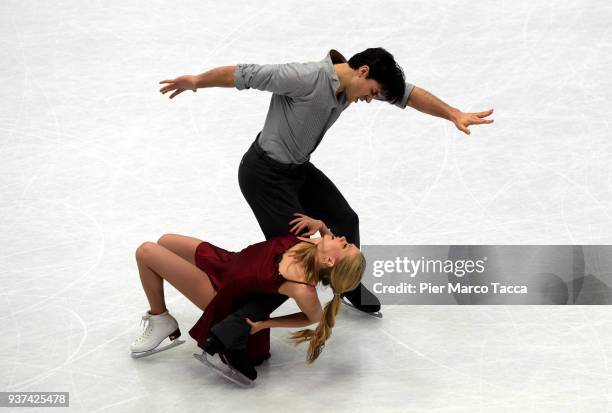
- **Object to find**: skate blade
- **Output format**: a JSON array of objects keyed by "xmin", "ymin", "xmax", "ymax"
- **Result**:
[
  {"xmin": 131, "ymin": 339, "xmax": 185, "ymax": 359},
  {"xmin": 341, "ymin": 297, "xmax": 383, "ymax": 319},
  {"xmin": 193, "ymin": 352, "xmax": 254, "ymax": 388}
]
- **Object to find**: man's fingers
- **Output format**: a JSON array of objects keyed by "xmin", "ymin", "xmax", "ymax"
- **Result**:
[
  {"xmin": 476, "ymin": 109, "xmax": 494, "ymax": 117},
  {"xmin": 161, "ymin": 85, "xmax": 177, "ymax": 94},
  {"xmin": 169, "ymin": 89, "xmax": 184, "ymax": 99},
  {"xmin": 159, "ymin": 80, "xmax": 174, "ymax": 84},
  {"xmin": 473, "ymin": 118, "xmax": 494, "ymax": 125},
  {"xmin": 159, "ymin": 83, "xmax": 177, "ymax": 92},
  {"xmin": 289, "ymin": 217, "xmax": 306, "ymax": 227},
  {"xmin": 479, "ymin": 109, "xmax": 494, "ymax": 116}
]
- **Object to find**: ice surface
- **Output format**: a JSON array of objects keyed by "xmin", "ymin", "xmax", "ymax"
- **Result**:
[{"xmin": 1, "ymin": 0, "xmax": 612, "ymax": 411}]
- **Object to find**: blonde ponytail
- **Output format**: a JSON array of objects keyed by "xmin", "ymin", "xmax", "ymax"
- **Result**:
[{"xmin": 288, "ymin": 251, "xmax": 366, "ymax": 363}]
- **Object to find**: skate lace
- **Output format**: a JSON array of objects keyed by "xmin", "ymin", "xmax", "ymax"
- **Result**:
[{"xmin": 136, "ymin": 313, "xmax": 153, "ymax": 342}]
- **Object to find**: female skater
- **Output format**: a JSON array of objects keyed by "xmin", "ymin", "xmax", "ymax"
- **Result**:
[{"xmin": 130, "ymin": 213, "xmax": 365, "ymax": 384}]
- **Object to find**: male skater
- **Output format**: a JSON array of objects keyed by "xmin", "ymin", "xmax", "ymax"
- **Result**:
[{"xmin": 159, "ymin": 48, "xmax": 494, "ymax": 378}]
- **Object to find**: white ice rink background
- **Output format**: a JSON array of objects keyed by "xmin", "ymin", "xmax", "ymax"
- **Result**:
[{"xmin": 1, "ymin": 0, "xmax": 612, "ymax": 411}]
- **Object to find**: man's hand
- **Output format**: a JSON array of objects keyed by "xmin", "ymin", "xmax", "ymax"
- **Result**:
[
  {"xmin": 451, "ymin": 109, "xmax": 494, "ymax": 135},
  {"xmin": 289, "ymin": 213, "xmax": 326, "ymax": 236},
  {"xmin": 406, "ymin": 88, "xmax": 494, "ymax": 135},
  {"xmin": 159, "ymin": 75, "xmax": 198, "ymax": 99}
]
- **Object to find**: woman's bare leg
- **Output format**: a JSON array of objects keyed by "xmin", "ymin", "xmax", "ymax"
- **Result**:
[
  {"xmin": 135, "ymin": 241, "xmax": 216, "ymax": 313},
  {"xmin": 156, "ymin": 233, "xmax": 203, "ymax": 265}
]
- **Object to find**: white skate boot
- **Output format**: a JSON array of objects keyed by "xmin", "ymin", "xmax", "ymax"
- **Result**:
[{"xmin": 130, "ymin": 310, "xmax": 185, "ymax": 358}]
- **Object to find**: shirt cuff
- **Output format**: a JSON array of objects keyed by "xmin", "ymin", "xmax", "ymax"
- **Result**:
[{"xmin": 234, "ymin": 64, "xmax": 247, "ymax": 90}]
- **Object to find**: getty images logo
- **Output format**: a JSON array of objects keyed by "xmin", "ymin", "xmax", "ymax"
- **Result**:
[{"xmin": 372, "ymin": 256, "xmax": 488, "ymax": 278}]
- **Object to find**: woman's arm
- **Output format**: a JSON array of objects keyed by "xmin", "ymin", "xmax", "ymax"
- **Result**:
[
  {"xmin": 272, "ymin": 285, "xmax": 322, "ymax": 327},
  {"xmin": 246, "ymin": 311, "xmax": 314, "ymax": 335},
  {"xmin": 246, "ymin": 285, "xmax": 323, "ymax": 334},
  {"xmin": 260, "ymin": 312, "xmax": 314, "ymax": 329}
]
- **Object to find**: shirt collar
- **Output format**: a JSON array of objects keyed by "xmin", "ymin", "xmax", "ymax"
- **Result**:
[{"xmin": 323, "ymin": 49, "xmax": 348, "ymax": 107}]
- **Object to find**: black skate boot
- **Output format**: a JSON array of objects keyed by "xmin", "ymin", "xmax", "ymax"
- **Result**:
[
  {"xmin": 202, "ymin": 333, "xmax": 225, "ymax": 357},
  {"xmin": 341, "ymin": 283, "xmax": 383, "ymax": 318},
  {"xmin": 193, "ymin": 334, "xmax": 256, "ymax": 387},
  {"xmin": 221, "ymin": 348, "xmax": 257, "ymax": 381}
]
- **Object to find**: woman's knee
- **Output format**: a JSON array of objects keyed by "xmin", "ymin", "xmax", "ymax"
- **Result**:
[
  {"xmin": 155, "ymin": 233, "xmax": 201, "ymax": 264},
  {"xmin": 157, "ymin": 233, "xmax": 175, "ymax": 245},
  {"xmin": 135, "ymin": 241, "xmax": 157, "ymax": 261}
]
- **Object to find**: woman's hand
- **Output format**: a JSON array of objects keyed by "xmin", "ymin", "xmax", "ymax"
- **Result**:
[
  {"xmin": 244, "ymin": 317, "xmax": 266, "ymax": 335},
  {"xmin": 289, "ymin": 213, "xmax": 325, "ymax": 236},
  {"xmin": 159, "ymin": 75, "xmax": 198, "ymax": 99}
]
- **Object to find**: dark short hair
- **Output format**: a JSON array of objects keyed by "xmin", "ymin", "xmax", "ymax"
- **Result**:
[{"xmin": 348, "ymin": 47, "xmax": 405, "ymax": 105}]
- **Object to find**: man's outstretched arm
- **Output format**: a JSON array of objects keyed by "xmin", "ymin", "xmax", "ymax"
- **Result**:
[
  {"xmin": 194, "ymin": 65, "xmax": 236, "ymax": 88},
  {"xmin": 406, "ymin": 86, "xmax": 494, "ymax": 135},
  {"xmin": 160, "ymin": 62, "xmax": 314, "ymax": 99},
  {"xmin": 159, "ymin": 66, "xmax": 236, "ymax": 99}
]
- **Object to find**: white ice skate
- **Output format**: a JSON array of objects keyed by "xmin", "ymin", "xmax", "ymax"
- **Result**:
[
  {"xmin": 193, "ymin": 350, "xmax": 254, "ymax": 388},
  {"xmin": 130, "ymin": 310, "xmax": 185, "ymax": 358},
  {"xmin": 341, "ymin": 297, "xmax": 383, "ymax": 319}
]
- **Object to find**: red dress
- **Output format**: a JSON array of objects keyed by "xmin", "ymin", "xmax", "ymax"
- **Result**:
[{"xmin": 189, "ymin": 233, "xmax": 303, "ymax": 365}]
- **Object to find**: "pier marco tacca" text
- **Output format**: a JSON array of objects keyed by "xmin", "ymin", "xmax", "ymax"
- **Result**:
[{"xmin": 373, "ymin": 282, "xmax": 528, "ymax": 294}]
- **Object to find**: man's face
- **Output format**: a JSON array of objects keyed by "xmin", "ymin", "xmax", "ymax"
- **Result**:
[{"xmin": 346, "ymin": 65, "xmax": 382, "ymax": 104}]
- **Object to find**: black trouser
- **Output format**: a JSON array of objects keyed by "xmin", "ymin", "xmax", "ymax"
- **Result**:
[{"xmin": 210, "ymin": 133, "xmax": 359, "ymax": 350}]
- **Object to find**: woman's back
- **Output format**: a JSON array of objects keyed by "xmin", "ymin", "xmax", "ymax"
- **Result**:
[{"xmin": 194, "ymin": 233, "xmax": 304, "ymax": 294}]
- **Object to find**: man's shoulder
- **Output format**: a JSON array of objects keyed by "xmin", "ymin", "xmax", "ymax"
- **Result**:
[
  {"xmin": 294, "ymin": 58, "xmax": 328, "ymax": 72},
  {"xmin": 280, "ymin": 49, "xmax": 346, "ymax": 77},
  {"xmin": 280, "ymin": 61, "xmax": 334, "ymax": 94}
]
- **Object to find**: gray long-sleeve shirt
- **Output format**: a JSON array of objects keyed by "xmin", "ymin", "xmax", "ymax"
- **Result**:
[{"xmin": 234, "ymin": 49, "xmax": 415, "ymax": 164}]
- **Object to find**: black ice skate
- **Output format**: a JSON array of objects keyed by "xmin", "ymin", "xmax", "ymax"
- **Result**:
[
  {"xmin": 194, "ymin": 335, "xmax": 256, "ymax": 388},
  {"xmin": 341, "ymin": 283, "xmax": 383, "ymax": 318}
]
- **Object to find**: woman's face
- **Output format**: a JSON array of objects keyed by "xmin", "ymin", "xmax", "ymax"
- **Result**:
[{"xmin": 318, "ymin": 234, "xmax": 360, "ymax": 267}]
